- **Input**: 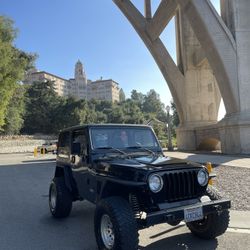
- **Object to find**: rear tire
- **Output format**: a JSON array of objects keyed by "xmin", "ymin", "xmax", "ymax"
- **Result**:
[
  {"xmin": 186, "ymin": 186, "xmax": 230, "ymax": 239},
  {"xmin": 94, "ymin": 197, "xmax": 138, "ymax": 250},
  {"xmin": 49, "ymin": 177, "xmax": 72, "ymax": 218}
]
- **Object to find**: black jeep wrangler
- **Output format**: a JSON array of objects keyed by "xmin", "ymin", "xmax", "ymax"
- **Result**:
[{"xmin": 49, "ymin": 124, "xmax": 230, "ymax": 250}]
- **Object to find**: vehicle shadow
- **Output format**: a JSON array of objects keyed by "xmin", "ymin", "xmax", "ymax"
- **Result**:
[
  {"xmin": 39, "ymin": 201, "xmax": 98, "ymax": 250},
  {"xmin": 139, "ymin": 233, "xmax": 218, "ymax": 250},
  {"xmin": 38, "ymin": 201, "xmax": 218, "ymax": 250}
]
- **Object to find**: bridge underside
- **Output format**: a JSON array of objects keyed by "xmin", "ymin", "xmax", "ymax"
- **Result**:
[{"xmin": 114, "ymin": 0, "xmax": 250, "ymax": 154}]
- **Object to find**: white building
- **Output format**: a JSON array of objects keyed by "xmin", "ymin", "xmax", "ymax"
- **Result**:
[
  {"xmin": 87, "ymin": 79, "xmax": 120, "ymax": 102},
  {"xmin": 23, "ymin": 70, "xmax": 68, "ymax": 97},
  {"xmin": 24, "ymin": 60, "xmax": 121, "ymax": 103}
]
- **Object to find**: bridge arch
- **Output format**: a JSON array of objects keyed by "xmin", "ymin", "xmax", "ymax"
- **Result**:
[{"xmin": 113, "ymin": 0, "xmax": 250, "ymax": 154}]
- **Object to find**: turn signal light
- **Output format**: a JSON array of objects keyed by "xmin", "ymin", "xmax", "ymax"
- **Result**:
[{"xmin": 206, "ymin": 162, "xmax": 213, "ymax": 185}]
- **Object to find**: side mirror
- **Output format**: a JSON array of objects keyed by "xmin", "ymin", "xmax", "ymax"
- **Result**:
[{"xmin": 72, "ymin": 142, "xmax": 81, "ymax": 155}]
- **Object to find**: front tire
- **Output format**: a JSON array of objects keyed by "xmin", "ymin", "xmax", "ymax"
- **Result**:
[
  {"xmin": 49, "ymin": 177, "xmax": 72, "ymax": 218},
  {"xmin": 186, "ymin": 186, "xmax": 230, "ymax": 239},
  {"xmin": 94, "ymin": 197, "xmax": 138, "ymax": 250}
]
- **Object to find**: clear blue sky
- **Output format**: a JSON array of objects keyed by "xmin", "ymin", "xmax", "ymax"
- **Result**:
[{"xmin": 1, "ymin": 0, "xmax": 220, "ymax": 108}]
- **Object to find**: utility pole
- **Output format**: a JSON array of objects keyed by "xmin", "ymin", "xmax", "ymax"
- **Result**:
[{"xmin": 166, "ymin": 105, "xmax": 173, "ymax": 151}]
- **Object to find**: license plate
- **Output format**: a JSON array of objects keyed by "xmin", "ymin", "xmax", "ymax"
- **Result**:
[{"xmin": 184, "ymin": 206, "xmax": 203, "ymax": 222}]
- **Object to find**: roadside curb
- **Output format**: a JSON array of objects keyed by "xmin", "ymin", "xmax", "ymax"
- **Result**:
[{"xmin": 229, "ymin": 210, "xmax": 250, "ymax": 230}]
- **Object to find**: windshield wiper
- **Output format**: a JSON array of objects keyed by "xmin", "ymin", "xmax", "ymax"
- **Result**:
[
  {"xmin": 95, "ymin": 146, "xmax": 127, "ymax": 156},
  {"xmin": 126, "ymin": 146, "xmax": 157, "ymax": 156}
]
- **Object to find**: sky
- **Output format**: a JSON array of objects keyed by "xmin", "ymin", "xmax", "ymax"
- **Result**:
[{"xmin": 1, "ymin": 0, "xmax": 223, "ymax": 117}]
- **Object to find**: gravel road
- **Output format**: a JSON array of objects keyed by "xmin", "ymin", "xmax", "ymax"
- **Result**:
[{"xmin": 213, "ymin": 165, "xmax": 250, "ymax": 211}]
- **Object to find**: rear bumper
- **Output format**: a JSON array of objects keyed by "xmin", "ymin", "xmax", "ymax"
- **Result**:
[{"xmin": 145, "ymin": 199, "xmax": 231, "ymax": 226}]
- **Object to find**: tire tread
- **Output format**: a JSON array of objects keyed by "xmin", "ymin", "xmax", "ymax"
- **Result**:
[
  {"xmin": 49, "ymin": 177, "xmax": 72, "ymax": 218},
  {"xmin": 187, "ymin": 186, "xmax": 230, "ymax": 239},
  {"xmin": 95, "ymin": 196, "xmax": 138, "ymax": 250}
]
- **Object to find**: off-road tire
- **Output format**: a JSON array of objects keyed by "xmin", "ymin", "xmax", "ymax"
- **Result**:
[
  {"xmin": 94, "ymin": 197, "xmax": 139, "ymax": 250},
  {"xmin": 186, "ymin": 185, "xmax": 230, "ymax": 239},
  {"xmin": 49, "ymin": 177, "xmax": 72, "ymax": 218}
]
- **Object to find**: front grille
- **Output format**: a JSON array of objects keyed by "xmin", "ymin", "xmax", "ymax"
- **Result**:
[{"xmin": 163, "ymin": 170, "xmax": 203, "ymax": 202}]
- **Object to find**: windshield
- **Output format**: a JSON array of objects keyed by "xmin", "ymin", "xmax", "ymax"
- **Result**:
[{"xmin": 90, "ymin": 127, "xmax": 160, "ymax": 150}]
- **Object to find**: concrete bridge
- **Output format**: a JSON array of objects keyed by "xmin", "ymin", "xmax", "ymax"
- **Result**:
[{"xmin": 113, "ymin": 0, "xmax": 250, "ymax": 154}]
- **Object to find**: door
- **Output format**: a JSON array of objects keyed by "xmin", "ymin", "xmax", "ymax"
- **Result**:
[
  {"xmin": 57, "ymin": 131, "xmax": 70, "ymax": 166},
  {"xmin": 71, "ymin": 128, "xmax": 96, "ymax": 202}
]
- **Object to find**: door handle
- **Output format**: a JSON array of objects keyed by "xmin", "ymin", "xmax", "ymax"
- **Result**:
[{"xmin": 71, "ymin": 155, "xmax": 76, "ymax": 164}]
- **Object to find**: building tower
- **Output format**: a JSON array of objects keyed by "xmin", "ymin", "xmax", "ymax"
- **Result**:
[
  {"xmin": 73, "ymin": 60, "xmax": 87, "ymax": 99},
  {"xmin": 75, "ymin": 60, "xmax": 87, "ymax": 85}
]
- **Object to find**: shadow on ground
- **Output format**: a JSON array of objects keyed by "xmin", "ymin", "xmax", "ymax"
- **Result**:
[
  {"xmin": 139, "ymin": 233, "xmax": 218, "ymax": 250},
  {"xmin": 22, "ymin": 158, "xmax": 56, "ymax": 163}
]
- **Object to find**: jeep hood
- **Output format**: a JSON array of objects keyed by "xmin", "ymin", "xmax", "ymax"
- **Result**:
[
  {"xmin": 94, "ymin": 154, "xmax": 203, "ymax": 183},
  {"xmin": 95, "ymin": 155, "xmax": 202, "ymax": 170}
]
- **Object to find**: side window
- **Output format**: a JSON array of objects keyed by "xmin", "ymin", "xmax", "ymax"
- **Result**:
[
  {"xmin": 91, "ymin": 129, "xmax": 109, "ymax": 148},
  {"xmin": 72, "ymin": 130, "xmax": 87, "ymax": 155},
  {"xmin": 58, "ymin": 132, "xmax": 70, "ymax": 156}
]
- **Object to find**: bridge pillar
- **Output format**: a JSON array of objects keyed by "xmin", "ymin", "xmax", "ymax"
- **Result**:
[
  {"xmin": 175, "ymin": 9, "xmax": 221, "ymax": 150},
  {"xmin": 218, "ymin": 0, "xmax": 250, "ymax": 154}
]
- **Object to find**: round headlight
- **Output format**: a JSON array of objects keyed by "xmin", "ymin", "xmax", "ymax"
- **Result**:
[
  {"xmin": 197, "ymin": 169, "xmax": 209, "ymax": 186},
  {"xmin": 148, "ymin": 174, "xmax": 163, "ymax": 193}
]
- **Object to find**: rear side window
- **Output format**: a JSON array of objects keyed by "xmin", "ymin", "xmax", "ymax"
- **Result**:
[
  {"xmin": 58, "ymin": 132, "xmax": 70, "ymax": 156},
  {"xmin": 72, "ymin": 129, "xmax": 87, "ymax": 155}
]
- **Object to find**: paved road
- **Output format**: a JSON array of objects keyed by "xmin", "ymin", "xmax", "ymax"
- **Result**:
[
  {"xmin": 163, "ymin": 151, "xmax": 250, "ymax": 168},
  {"xmin": 0, "ymin": 154, "xmax": 250, "ymax": 250}
]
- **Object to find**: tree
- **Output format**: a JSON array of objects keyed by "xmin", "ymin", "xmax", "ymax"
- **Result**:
[
  {"xmin": 2, "ymin": 85, "xmax": 26, "ymax": 134},
  {"xmin": 52, "ymin": 97, "xmax": 83, "ymax": 131},
  {"xmin": 119, "ymin": 88, "xmax": 126, "ymax": 102},
  {"xmin": 143, "ymin": 89, "xmax": 164, "ymax": 114},
  {"xmin": 22, "ymin": 81, "xmax": 61, "ymax": 134},
  {"xmin": 107, "ymin": 106, "xmax": 125, "ymax": 123},
  {"xmin": 94, "ymin": 100, "xmax": 112, "ymax": 113},
  {"xmin": 95, "ymin": 111, "xmax": 108, "ymax": 123},
  {"xmin": 0, "ymin": 16, "xmax": 36, "ymax": 130},
  {"xmin": 131, "ymin": 89, "xmax": 144, "ymax": 109},
  {"xmin": 20, "ymin": 78, "xmax": 172, "ymax": 137},
  {"xmin": 122, "ymin": 99, "xmax": 144, "ymax": 124}
]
